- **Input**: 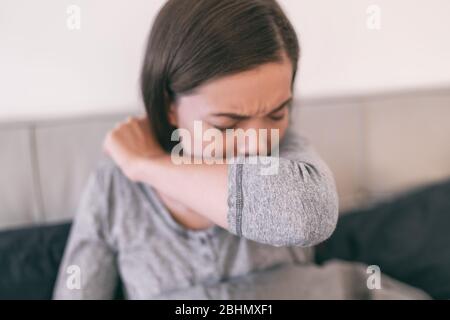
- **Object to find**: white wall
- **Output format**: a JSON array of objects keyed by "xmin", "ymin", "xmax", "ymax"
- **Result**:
[{"xmin": 1, "ymin": 0, "xmax": 449, "ymax": 121}]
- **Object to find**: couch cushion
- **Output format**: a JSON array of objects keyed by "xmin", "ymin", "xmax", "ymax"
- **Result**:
[
  {"xmin": 35, "ymin": 117, "xmax": 121, "ymax": 224},
  {"xmin": 0, "ymin": 222, "xmax": 71, "ymax": 299},
  {"xmin": 0, "ymin": 126, "xmax": 41, "ymax": 229},
  {"xmin": 365, "ymin": 91, "xmax": 450, "ymax": 203}
]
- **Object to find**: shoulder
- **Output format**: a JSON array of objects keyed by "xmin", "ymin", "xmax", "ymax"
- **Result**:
[
  {"xmin": 92, "ymin": 155, "xmax": 163, "ymax": 218},
  {"xmin": 90, "ymin": 155, "xmax": 135, "ymax": 193},
  {"xmin": 79, "ymin": 156, "xmax": 143, "ymax": 220},
  {"xmin": 92, "ymin": 155, "xmax": 124, "ymax": 181},
  {"xmin": 76, "ymin": 156, "xmax": 159, "ymax": 246}
]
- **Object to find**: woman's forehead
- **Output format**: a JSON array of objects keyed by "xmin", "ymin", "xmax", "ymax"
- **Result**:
[{"xmin": 178, "ymin": 59, "xmax": 293, "ymax": 116}]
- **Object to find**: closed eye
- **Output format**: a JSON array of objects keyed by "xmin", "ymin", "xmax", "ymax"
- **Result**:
[
  {"xmin": 269, "ymin": 115, "xmax": 285, "ymax": 121},
  {"xmin": 209, "ymin": 97, "xmax": 292, "ymax": 130},
  {"xmin": 268, "ymin": 105, "xmax": 288, "ymax": 121},
  {"xmin": 211, "ymin": 123, "xmax": 238, "ymax": 131}
]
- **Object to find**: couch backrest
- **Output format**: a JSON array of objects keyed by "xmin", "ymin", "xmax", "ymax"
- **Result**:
[{"xmin": 1, "ymin": 89, "xmax": 449, "ymax": 230}]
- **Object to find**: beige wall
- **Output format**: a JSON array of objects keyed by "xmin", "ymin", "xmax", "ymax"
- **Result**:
[{"xmin": 1, "ymin": 0, "xmax": 450, "ymax": 120}]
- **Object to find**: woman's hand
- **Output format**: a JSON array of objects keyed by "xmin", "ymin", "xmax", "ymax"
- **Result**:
[{"xmin": 103, "ymin": 115, "xmax": 166, "ymax": 182}]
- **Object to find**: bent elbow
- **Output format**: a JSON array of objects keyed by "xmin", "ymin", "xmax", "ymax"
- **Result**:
[
  {"xmin": 235, "ymin": 160, "xmax": 340, "ymax": 248},
  {"xmin": 287, "ymin": 178, "xmax": 339, "ymax": 247}
]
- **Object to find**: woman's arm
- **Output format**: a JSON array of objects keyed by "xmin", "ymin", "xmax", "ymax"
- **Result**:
[
  {"xmin": 135, "ymin": 155, "xmax": 230, "ymax": 228},
  {"xmin": 53, "ymin": 166, "xmax": 119, "ymax": 300},
  {"xmin": 103, "ymin": 117, "xmax": 339, "ymax": 247}
]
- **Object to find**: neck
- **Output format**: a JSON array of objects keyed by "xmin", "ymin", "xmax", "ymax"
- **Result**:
[{"xmin": 155, "ymin": 190, "xmax": 215, "ymax": 231}]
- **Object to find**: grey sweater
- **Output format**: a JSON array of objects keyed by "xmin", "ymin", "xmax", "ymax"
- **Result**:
[
  {"xmin": 52, "ymin": 127, "xmax": 428, "ymax": 299},
  {"xmin": 227, "ymin": 126, "xmax": 339, "ymax": 246}
]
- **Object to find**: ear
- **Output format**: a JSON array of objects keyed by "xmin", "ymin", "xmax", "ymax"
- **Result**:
[{"xmin": 167, "ymin": 103, "xmax": 178, "ymax": 127}]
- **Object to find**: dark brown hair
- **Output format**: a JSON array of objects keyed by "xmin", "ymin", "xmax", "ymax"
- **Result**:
[{"xmin": 141, "ymin": 0, "xmax": 300, "ymax": 152}]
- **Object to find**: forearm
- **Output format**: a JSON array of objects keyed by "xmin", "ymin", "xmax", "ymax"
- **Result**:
[{"xmin": 136, "ymin": 155, "xmax": 230, "ymax": 229}]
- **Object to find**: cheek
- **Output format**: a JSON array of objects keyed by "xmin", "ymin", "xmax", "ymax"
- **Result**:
[
  {"xmin": 173, "ymin": 107, "xmax": 203, "ymax": 155},
  {"xmin": 219, "ymin": 119, "xmax": 289, "ymax": 157},
  {"xmin": 276, "ymin": 117, "xmax": 290, "ymax": 139},
  {"xmin": 175, "ymin": 118, "xmax": 220, "ymax": 157}
]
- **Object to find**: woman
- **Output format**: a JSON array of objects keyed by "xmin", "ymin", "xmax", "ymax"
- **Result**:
[{"xmin": 53, "ymin": 0, "xmax": 426, "ymax": 299}]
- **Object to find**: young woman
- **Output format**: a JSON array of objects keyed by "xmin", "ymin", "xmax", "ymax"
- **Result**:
[{"xmin": 53, "ymin": 0, "xmax": 342, "ymax": 299}]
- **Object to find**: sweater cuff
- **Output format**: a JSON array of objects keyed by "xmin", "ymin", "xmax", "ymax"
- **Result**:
[{"xmin": 227, "ymin": 160, "xmax": 245, "ymax": 237}]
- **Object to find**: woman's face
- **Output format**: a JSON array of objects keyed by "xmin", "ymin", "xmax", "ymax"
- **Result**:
[{"xmin": 168, "ymin": 55, "xmax": 293, "ymax": 159}]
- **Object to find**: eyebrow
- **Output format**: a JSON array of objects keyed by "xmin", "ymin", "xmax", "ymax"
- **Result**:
[{"xmin": 210, "ymin": 97, "xmax": 293, "ymax": 120}]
